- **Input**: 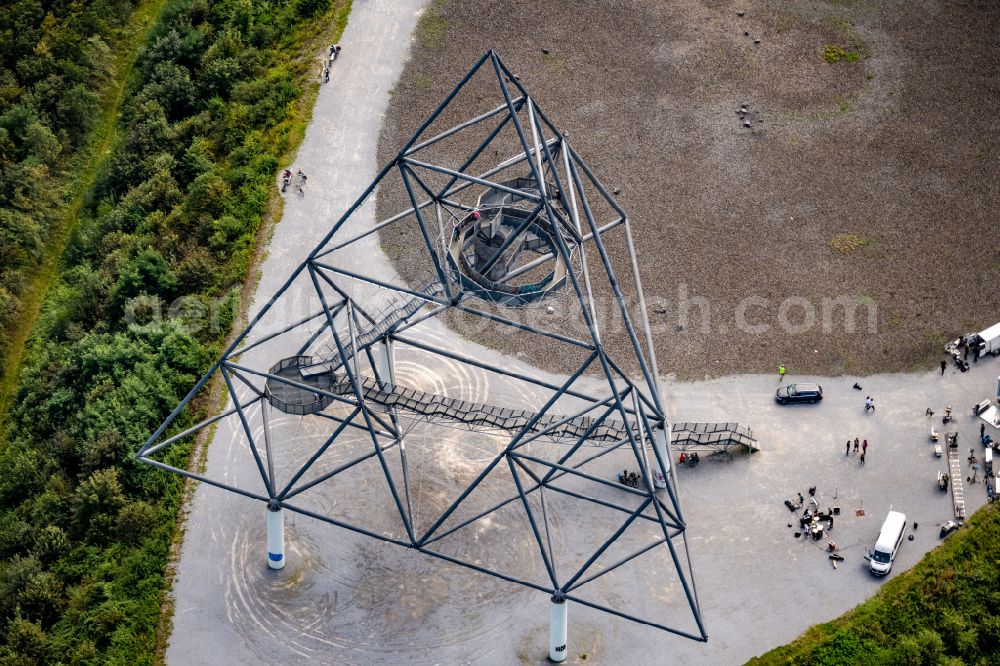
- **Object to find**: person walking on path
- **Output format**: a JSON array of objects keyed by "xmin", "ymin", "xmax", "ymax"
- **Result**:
[
  {"xmin": 854, "ymin": 438, "xmax": 860, "ymax": 453},
  {"xmin": 862, "ymin": 439, "xmax": 868, "ymax": 454},
  {"xmin": 860, "ymin": 450, "xmax": 866, "ymax": 465},
  {"xmin": 778, "ymin": 365, "xmax": 786, "ymax": 382},
  {"xmin": 865, "ymin": 396, "xmax": 875, "ymax": 412},
  {"xmin": 941, "ymin": 360, "xmax": 947, "ymax": 375},
  {"xmin": 846, "ymin": 440, "xmax": 851, "ymax": 456}
]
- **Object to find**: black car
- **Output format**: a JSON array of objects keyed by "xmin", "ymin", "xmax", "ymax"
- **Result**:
[{"xmin": 776, "ymin": 383, "xmax": 823, "ymax": 405}]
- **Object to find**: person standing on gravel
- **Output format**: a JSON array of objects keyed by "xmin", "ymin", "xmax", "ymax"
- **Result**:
[
  {"xmin": 846, "ymin": 440, "xmax": 851, "ymax": 456},
  {"xmin": 860, "ymin": 450, "xmax": 866, "ymax": 465},
  {"xmin": 854, "ymin": 437, "xmax": 860, "ymax": 453},
  {"xmin": 778, "ymin": 365, "xmax": 786, "ymax": 382},
  {"xmin": 941, "ymin": 360, "xmax": 947, "ymax": 375}
]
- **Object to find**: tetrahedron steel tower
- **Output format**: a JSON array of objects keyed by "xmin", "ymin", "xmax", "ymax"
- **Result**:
[{"xmin": 139, "ymin": 50, "xmax": 707, "ymax": 659}]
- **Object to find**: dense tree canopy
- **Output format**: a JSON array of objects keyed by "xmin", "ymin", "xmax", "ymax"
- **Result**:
[
  {"xmin": 0, "ymin": 0, "xmax": 346, "ymax": 661},
  {"xmin": 0, "ymin": 0, "xmax": 137, "ymax": 377}
]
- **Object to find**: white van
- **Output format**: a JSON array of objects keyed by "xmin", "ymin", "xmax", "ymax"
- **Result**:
[{"xmin": 869, "ymin": 510, "xmax": 907, "ymax": 576}]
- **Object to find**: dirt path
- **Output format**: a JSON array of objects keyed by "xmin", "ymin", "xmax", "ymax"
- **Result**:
[{"xmin": 164, "ymin": 1, "xmax": 432, "ymax": 663}]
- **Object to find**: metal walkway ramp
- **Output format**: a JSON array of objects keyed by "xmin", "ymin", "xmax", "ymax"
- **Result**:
[
  {"xmin": 347, "ymin": 375, "xmax": 758, "ymax": 452},
  {"xmin": 671, "ymin": 422, "xmax": 759, "ymax": 454},
  {"xmin": 948, "ymin": 443, "xmax": 966, "ymax": 520},
  {"xmin": 318, "ymin": 373, "xmax": 758, "ymax": 453},
  {"xmin": 268, "ymin": 357, "xmax": 759, "ymax": 453},
  {"xmin": 331, "ymin": 373, "xmax": 632, "ymax": 443},
  {"xmin": 301, "ymin": 280, "xmax": 443, "ymax": 379},
  {"xmin": 264, "ymin": 273, "xmax": 758, "ymax": 453}
]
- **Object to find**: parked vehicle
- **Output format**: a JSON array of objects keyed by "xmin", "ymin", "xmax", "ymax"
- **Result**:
[
  {"xmin": 949, "ymin": 321, "xmax": 1000, "ymax": 358},
  {"xmin": 867, "ymin": 510, "xmax": 907, "ymax": 576},
  {"xmin": 775, "ymin": 383, "xmax": 823, "ymax": 405}
]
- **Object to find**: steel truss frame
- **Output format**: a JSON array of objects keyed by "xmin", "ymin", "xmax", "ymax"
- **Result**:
[{"xmin": 139, "ymin": 50, "xmax": 707, "ymax": 644}]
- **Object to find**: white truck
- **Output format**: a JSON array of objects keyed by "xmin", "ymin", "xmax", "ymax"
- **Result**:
[
  {"xmin": 968, "ymin": 321, "xmax": 1000, "ymax": 358},
  {"xmin": 946, "ymin": 320, "xmax": 1000, "ymax": 360}
]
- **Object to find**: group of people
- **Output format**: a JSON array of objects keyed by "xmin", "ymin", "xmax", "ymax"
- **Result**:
[
  {"xmin": 281, "ymin": 169, "xmax": 307, "ymax": 195},
  {"xmin": 678, "ymin": 451, "xmax": 700, "ymax": 467},
  {"xmin": 799, "ymin": 504, "xmax": 835, "ymax": 540},
  {"xmin": 944, "ymin": 337, "xmax": 984, "ymax": 369},
  {"xmin": 617, "ymin": 470, "xmax": 643, "ymax": 488},
  {"xmin": 845, "ymin": 437, "xmax": 870, "ymax": 465}
]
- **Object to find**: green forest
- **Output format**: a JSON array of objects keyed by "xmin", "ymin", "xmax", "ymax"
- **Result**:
[
  {"xmin": 0, "ymin": 0, "xmax": 147, "ymax": 393},
  {"xmin": 0, "ymin": 0, "xmax": 348, "ymax": 661}
]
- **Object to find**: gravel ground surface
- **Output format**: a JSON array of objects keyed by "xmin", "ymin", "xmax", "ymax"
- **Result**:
[{"xmin": 376, "ymin": 0, "xmax": 1000, "ymax": 380}]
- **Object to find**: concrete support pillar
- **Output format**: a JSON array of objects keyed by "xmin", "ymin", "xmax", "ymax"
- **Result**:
[
  {"xmin": 266, "ymin": 502, "xmax": 285, "ymax": 570},
  {"xmin": 652, "ymin": 424, "xmax": 671, "ymax": 489},
  {"xmin": 378, "ymin": 338, "xmax": 395, "ymax": 385},
  {"xmin": 549, "ymin": 595, "xmax": 568, "ymax": 662}
]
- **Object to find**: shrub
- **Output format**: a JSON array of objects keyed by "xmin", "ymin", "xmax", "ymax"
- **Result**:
[{"xmin": 823, "ymin": 45, "xmax": 846, "ymax": 63}]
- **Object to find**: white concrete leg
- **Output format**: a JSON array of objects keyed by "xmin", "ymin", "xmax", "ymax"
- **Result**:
[
  {"xmin": 652, "ymin": 424, "xmax": 671, "ymax": 489},
  {"xmin": 549, "ymin": 595, "xmax": 568, "ymax": 662},
  {"xmin": 378, "ymin": 338, "xmax": 395, "ymax": 385},
  {"xmin": 266, "ymin": 505, "xmax": 285, "ymax": 570}
]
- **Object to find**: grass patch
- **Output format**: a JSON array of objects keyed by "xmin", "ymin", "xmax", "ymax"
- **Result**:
[
  {"xmin": 416, "ymin": 0, "xmax": 448, "ymax": 49},
  {"xmin": 823, "ymin": 44, "xmax": 861, "ymax": 63},
  {"xmin": 542, "ymin": 51, "xmax": 570, "ymax": 74},
  {"xmin": 838, "ymin": 18, "xmax": 865, "ymax": 51},
  {"xmin": 413, "ymin": 72, "xmax": 435, "ymax": 89},
  {"xmin": 830, "ymin": 234, "xmax": 873, "ymax": 255}
]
